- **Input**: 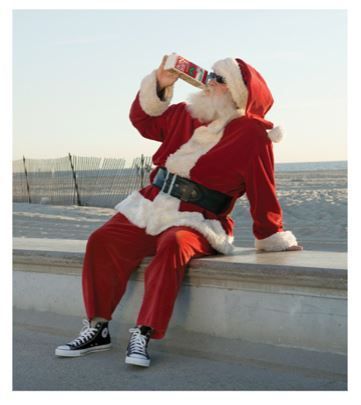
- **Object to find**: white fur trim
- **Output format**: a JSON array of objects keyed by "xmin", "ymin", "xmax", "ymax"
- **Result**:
[
  {"xmin": 255, "ymin": 231, "xmax": 297, "ymax": 252},
  {"xmin": 165, "ymin": 119, "xmax": 227, "ymax": 178},
  {"xmin": 115, "ymin": 191, "xmax": 234, "ymax": 255},
  {"xmin": 138, "ymin": 70, "xmax": 174, "ymax": 117},
  {"xmin": 267, "ymin": 126, "xmax": 284, "ymax": 143},
  {"xmin": 212, "ymin": 58, "xmax": 248, "ymax": 113}
]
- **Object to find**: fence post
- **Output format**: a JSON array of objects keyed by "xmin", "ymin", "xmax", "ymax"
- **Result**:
[
  {"xmin": 22, "ymin": 156, "xmax": 31, "ymax": 203},
  {"xmin": 140, "ymin": 154, "xmax": 145, "ymax": 188},
  {"xmin": 68, "ymin": 153, "xmax": 82, "ymax": 206}
]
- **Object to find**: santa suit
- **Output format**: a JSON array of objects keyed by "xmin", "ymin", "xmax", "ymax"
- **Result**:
[{"xmin": 82, "ymin": 58, "xmax": 297, "ymax": 339}]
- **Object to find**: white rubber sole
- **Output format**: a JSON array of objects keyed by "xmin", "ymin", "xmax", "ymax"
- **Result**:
[
  {"xmin": 55, "ymin": 343, "xmax": 112, "ymax": 357},
  {"xmin": 125, "ymin": 355, "xmax": 150, "ymax": 367}
]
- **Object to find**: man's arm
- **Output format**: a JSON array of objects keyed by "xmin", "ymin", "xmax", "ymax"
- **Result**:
[
  {"xmin": 245, "ymin": 133, "xmax": 302, "ymax": 251},
  {"xmin": 129, "ymin": 55, "xmax": 180, "ymax": 142}
]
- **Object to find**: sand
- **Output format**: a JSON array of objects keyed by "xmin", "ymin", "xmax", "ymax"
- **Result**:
[{"xmin": 13, "ymin": 169, "xmax": 347, "ymax": 252}]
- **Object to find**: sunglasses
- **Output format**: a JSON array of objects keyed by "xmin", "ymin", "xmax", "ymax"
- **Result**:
[{"xmin": 207, "ymin": 72, "xmax": 226, "ymax": 84}]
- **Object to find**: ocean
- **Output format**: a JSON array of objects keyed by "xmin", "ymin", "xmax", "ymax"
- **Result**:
[{"xmin": 275, "ymin": 160, "xmax": 347, "ymax": 172}]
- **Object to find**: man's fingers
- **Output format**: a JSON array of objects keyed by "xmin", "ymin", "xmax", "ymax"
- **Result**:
[
  {"xmin": 286, "ymin": 245, "xmax": 303, "ymax": 251},
  {"xmin": 160, "ymin": 55, "xmax": 168, "ymax": 70}
]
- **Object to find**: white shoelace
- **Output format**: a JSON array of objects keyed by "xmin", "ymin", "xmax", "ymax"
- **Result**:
[
  {"xmin": 68, "ymin": 319, "xmax": 98, "ymax": 347},
  {"xmin": 128, "ymin": 328, "xmax": 149, "ymax": 355}
]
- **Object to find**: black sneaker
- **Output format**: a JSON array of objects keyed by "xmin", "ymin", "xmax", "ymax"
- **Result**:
[
  {"xmin": 55, "ymin": 319, "xmax": 112, "ymax": 357},
  {"xmin": 125, "ymin": 326, "xmax": 152, "ymax": 367}
]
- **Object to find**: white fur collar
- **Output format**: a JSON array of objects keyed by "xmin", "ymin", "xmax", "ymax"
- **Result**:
[{"xmin": 165, "ymin": 113, "xmax": 239, "ymax": 178}]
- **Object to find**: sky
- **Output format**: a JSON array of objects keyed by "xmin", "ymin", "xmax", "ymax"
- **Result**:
[{"xmin": 13, "ymin": 9, "xmax": 347, "ymax": 164}]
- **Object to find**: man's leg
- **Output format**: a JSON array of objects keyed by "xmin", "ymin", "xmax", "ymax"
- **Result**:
[
  {"xmin": 55, "ymin": 212, "xmax": 156, "ymax": 357},
  {"xmin": 125, "ymin": 226, "xmax": 215, "ymax": 367},
  {"xmin": 137, "ymin": 226, "xmax": 215, "ymax": 338},
  {"xmin": 82, "ymin": 212, "xmax": 156, "ymax": 321}
]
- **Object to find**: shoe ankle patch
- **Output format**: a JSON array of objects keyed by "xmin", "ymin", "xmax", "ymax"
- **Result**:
[{"xmin": 101, "ymin": 327, "xmax": 109, "ymax": 338}]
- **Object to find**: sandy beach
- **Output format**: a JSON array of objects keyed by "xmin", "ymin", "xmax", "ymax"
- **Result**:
[{"xmin": 13, "ymin": 169, "xmax": 347, "ymax": 252}]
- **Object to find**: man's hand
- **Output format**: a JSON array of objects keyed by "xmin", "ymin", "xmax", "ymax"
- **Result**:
[
  {"xmin": 156, "ymin": 55, "xmax": 180, "ymax": 91},
  {"xmin": 285, "ymin": 245, "xmax": 303, "ymax": 251}
]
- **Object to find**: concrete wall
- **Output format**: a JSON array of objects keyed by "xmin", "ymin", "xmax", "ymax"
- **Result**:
[{"xmin": 13, "ymin": 238, "xmax": 347, "ymax": 354}]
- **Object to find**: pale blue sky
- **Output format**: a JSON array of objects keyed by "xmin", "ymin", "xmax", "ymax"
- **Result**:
[{"xmin": 13, "ymin": 9, "xmax": 347, "ymax": 164}]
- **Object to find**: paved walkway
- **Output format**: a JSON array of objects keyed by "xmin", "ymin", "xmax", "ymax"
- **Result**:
[{"xmin": 13, "ymin": 309, "xmax": 346, "ymax": 391}]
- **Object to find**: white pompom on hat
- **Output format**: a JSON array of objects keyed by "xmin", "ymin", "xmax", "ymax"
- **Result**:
[{"xmin": 267, "ymin": 126, "xmax": 284, "ymax": 143}]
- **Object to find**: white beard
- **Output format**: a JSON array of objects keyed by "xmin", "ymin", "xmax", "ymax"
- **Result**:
[{"xmin": 186, "ymin": 88, "xmax": 238, "ymax": 123}]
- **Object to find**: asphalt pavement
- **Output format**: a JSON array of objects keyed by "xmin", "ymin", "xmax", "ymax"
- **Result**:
[{"xmin": 13, "ymin": 309, "xmax": 347, "ymax": 391}]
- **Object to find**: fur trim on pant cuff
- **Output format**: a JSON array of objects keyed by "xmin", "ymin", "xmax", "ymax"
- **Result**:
[
  {"xmin": 139, "ymin": 70, "xmax": 174, "ymax": 116},
  {"xmin": 255, "ymin": 231, "xmax": 297, "ymax": 252}
]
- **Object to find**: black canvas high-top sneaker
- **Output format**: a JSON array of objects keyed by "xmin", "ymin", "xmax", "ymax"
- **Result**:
[
  {"xmin": 55, "ymin": 319, "xmax": 112, "ymax": 357},
  {"xmin": 125, "ymin": 326, "xmax": 152, "ymax": 367}
]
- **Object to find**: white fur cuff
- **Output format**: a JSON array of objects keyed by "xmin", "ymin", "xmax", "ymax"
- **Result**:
[
  {"xmin": 138, "ymin": 70, "xmax": 174, "ymax": 116},
  {"xmin": 255, "ymin": 231, "xmax": 297, "ymax": 252}
]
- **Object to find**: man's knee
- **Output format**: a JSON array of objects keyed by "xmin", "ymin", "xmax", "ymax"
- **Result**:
[
  {"xmin": 157, "ymin": 228, "xmax": 196, "ymax": 253},
  {"xmin": 86, "ymin": 226, "xmax": 109, "ymax": 250}
]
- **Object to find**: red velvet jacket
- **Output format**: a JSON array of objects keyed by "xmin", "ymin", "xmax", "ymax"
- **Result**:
[{"xmin": 115, "ymin": 68, "xmax": 297, "ymax": 253}]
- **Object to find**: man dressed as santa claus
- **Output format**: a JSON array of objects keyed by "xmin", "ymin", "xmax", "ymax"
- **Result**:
[{"xmin": 55, "ymin": 55, "xmax": 302, "ymax": 367}]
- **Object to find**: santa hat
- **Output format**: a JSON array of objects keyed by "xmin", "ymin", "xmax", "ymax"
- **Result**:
[{"xmin": 212, "ymin": 58, "xmax": 283, "ymax": 143}]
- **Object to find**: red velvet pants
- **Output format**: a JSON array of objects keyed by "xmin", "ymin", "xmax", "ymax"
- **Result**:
[{"xmin": 82, "ymin": 213, "xmax": 215, "ymax": 339}]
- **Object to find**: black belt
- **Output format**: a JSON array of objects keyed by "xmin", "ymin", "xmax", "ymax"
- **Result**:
[{"xmin": 152, "ymin": 167, "xmax": 232, "ymax": 215}]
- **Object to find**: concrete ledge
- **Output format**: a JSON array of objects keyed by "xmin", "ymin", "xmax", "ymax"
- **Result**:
[
  {"xmin": 13, "ymin": 237, "xmax": 347, "ymax": 354},
  {"xmin": 13, "ymin": 238, "xmax": 347, "ymax": 293}
]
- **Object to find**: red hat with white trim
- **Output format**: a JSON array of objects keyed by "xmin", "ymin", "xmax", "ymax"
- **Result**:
[{"xmin": 212, "ymin": 58, "xmax": 283, "ymax": 142}]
